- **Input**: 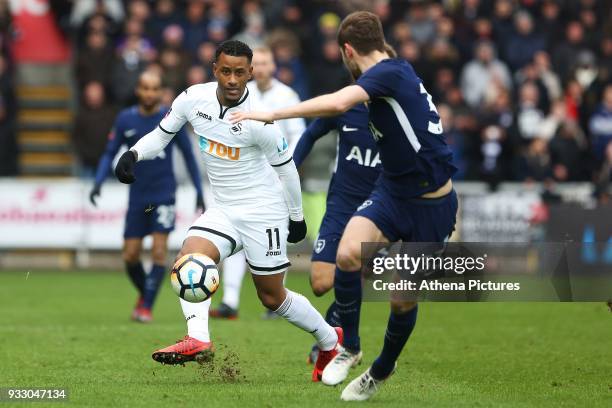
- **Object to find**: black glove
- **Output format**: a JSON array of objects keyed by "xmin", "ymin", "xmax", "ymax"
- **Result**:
[
  {"xmin": 89, "ymin": 185, "xmax": 101, "ymax": 206},
  {"xmin": 115, "ymin": 150, "xmax": 137, "ymax": 184},
  {"xmin": 287, "ymin": 219, "xmax": 307, "ymax": 243},
  {"xmin": 196, "ymin": 194, "xmax": 205, "ymax": 213}
]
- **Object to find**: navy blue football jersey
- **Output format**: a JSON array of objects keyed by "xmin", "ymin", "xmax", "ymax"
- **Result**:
[
  {"xmin": 293, "ymin": 104, "xmax": 381, "ymax": 199},
  {"xmin": 356, "ymin": 58, "xmax": 456, "ymax": 198},
  {"xmin": 94, "ymin": 106, "xmax": 203, "ymax": 207}
]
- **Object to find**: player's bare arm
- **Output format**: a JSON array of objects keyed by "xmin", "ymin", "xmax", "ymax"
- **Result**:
[
  {"xmin": 229, "ymin": 85, "xmax": 369, "ymax": 124},
  {"xmin": 229, "ymin": 41, "xmax": 394, "ymax": 125}
]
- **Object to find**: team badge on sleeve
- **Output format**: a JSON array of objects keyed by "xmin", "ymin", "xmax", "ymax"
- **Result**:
[
  {"xmin": 230, "ymin": 122, "xmax": 243, "ymax": 135},
  {"xmin": 368, "ymin": 121, "xmax": 383, "ymax": 141},
  {"xmin": 277, "ymin": 137, "xmax": 289, "ymax": 153},
  {"xmin": 314, "ymin": 238, "xmax": 326, "ymax": 254}
]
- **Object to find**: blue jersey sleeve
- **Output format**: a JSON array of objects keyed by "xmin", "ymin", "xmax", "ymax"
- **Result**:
[
  {"xmin": 93, "ymin": 114, "xmax": 125, "ymax": 187},
  {"xmin": 293, "ymin": 118, "xmax": 336, "ymax": 168},
  {"xmin": 175, "ymin": 129, "xmax": 203, "ymax": 197},
  {"xmin": 355, "ymin": 61, "xmax": 398, "ymax": 100}
]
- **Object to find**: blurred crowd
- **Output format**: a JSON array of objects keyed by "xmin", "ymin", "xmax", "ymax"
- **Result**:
[{"xmin": 12, "ymin": 1, "xmax": 612, "ymax": 191}]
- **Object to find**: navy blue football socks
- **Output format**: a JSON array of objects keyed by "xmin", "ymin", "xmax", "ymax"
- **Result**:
[
  {"xmin": 125, "ymin": 261, "xmax": 145, "ymax": 295},
  {"xmin": 334, "ymin": 268, "xmax": 362, "ymax": 352},
  {"xmin": 324, "ymin": 300, "xmax": 341, "ymax": 327},
  {"xmin": 143, "ymin": 264, "xmax": 166, "ymax": 309},
  {"xmin": 370, "ymin": 305, "xmax": 418, "ymax": 380}
]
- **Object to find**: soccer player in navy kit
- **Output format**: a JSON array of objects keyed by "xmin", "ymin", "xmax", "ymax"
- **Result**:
[
  {"xmin": 90, "ymin": 71, "xmax": 204, "ymax": 323},
  {"xmin": 293, "ymin": 103, "xmax": 380, "ymax": 365},
  {"xmin": 231, "ymin": 12, "xmax": 458, "ymax": 400}
]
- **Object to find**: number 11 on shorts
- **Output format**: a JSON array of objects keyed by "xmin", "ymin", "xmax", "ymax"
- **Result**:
[{"xmin": 266, "ymin": 228, "xmax": 280, "ymax": 250}]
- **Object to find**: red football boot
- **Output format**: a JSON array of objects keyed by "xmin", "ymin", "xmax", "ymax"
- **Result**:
[
  {"xmin": 152, "ymin": 336, "xmax": 215, "ymax": 365},
  {"xmin": 209, "ymin": 303, "xmax": 238, "ymax": 320},
  {"xmin": 131, "ymin": 297, "xmax": 145, "ymax": 321},
  {"xmin": 133, "ymin": 307, "xmax": 152, "ymax": 323},
  {"xmin": 312, "ymin": 327, "xmax": 343, "ymax": 382}
]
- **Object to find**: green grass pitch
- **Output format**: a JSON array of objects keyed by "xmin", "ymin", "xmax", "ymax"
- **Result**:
[{"xmin": 0, "ymin": 269, "xmax": 610, "ymax": 407}]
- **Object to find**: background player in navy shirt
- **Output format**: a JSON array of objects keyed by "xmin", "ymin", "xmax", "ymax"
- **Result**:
[
  {"xmin": 90, "ymin": 71, "xmax": 204, "ymax": 323},
  {"xmin": 294, "ymin": 104, "xmax": 380, "ymax": 365},
  {"xmin": 231, "ymin": 12, "xmax": 457, "ymax": 401}
]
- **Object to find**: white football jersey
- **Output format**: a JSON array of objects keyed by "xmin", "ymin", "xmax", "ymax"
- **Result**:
[
  {"xmin": 159, "ymin": 82, "xmax": 292, "ymax": 208},
  {"xmin": 247, "ymin": 79, "xmax": 306, "ymax": 153}
]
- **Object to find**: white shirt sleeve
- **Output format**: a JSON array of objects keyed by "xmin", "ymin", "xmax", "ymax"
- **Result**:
[
  {"xmin": 253, "ymin": 121, "xmax": 292, "ymax": 166},
  {"xmin": 130, "ymin": 126, "xmax": 174, "ymax": 161},
  {"xmin": 131, "ymin": 90, "xmax": 191, "ymax": 161},
  {"xmin": 253, "ymin": 121, "xmax": 303, "ymax": 220},
  {"xmin": 273, "ymin": 160, "xmax": 304, "ymax": 221},
  {"xmin": 159, "ymin": 89, "xmax": 190, "ymax": 133}
]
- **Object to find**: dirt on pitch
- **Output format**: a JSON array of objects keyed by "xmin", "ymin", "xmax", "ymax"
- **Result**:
[{"xmin": 196, "ymin": 345, "xmax": 246, "ymax": 383}]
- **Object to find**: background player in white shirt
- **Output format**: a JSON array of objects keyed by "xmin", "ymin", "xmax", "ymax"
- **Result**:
[
  {"xmin": 249, "ymin": 47, "xmax": 306, "ymax": 151},
  {"xmin": 213, "ymin": 46, "xmax": 306, "ymax": 320},
  {"xmin": 113, "ymin": 40, "xmax": 341, "ymax": 382}
]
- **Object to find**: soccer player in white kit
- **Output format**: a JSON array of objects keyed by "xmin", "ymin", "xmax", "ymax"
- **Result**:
[
  {"xmin": 114, "ymin": 41, "xmax": 341, "ymax": 381},
  {"xmin": 212, "ymin": 46, "xmax": 306, "ymax": 320}
]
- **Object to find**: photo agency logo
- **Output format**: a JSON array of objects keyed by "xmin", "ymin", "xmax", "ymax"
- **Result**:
[{"xmin": 371, "ymin": 250, "xmax": 487, "ymax": 275}]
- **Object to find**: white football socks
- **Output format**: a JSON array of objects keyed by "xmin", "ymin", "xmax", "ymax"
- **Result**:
[
  {"xmin": 221, "ymin": 250, "xmax": 247, "ymax": 310},
  {"xmin": 275, "ymin": 290, "xmax": 338, "ymax": 351},
  {"xmin": 180, "ymin": 297, "xmax": 211, "ymax": 343}
]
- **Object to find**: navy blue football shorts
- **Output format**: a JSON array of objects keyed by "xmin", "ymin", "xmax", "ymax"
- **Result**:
[
  {"xmin": 124, "ymin": 201, "xmax": 176, "ymax": 239},
  {"xmin": 311, "ymin": 191, "xmax": 366, "ymax": 263},
  {"xmin": 354, "ymin": 186, "xmax": 458, "ymax": 243}
]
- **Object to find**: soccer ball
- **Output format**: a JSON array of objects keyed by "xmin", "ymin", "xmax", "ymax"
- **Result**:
[{"xmin": 170, "ymin": 253, "xmax": 220, "ymax": 303}]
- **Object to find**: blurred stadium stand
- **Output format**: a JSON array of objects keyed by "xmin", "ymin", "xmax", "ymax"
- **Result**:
[
  {"xmin": 16, "ymin": 78, "xmax": 74, "ymax": 177},
  {"xmin": 2, "ymin": 0, "xmax": 609, "ymax": 184}
]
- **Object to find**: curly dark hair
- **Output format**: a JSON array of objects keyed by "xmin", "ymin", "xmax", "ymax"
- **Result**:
[{"xmin": 214, "ymin": 40, "xmax": 253, "ymax": 63}]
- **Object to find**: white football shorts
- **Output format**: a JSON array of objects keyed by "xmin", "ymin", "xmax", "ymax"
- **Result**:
[{"xmin": 186, "ymin": 203, "xmax": 290, "ymax": 275}]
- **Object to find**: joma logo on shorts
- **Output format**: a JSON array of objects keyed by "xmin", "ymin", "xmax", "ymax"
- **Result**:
[
  {"xmin": 266, "ymin": 250, "xmax": 281, "ymax": 256},
  {"xmin": 199, "ymin": 136, "xmax": 240, "ymax": 160}
]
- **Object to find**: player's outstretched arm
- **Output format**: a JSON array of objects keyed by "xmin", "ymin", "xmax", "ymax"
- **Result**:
[
  {"xmin": 116, "ymin": 90, "xmax": 192, "ymax": 184},
  {"xmin": 132, "ymin": 89, "xmax": 191, "ymax": 162},
  {"xmin": 230, "ymin": 85, "xmax": 369, "ymax": 123},
  {"xmin": 129, "ymin": 127, "xmax": 175, "ymax": 162},
  {"xmin": 115, "ymin": 126, "xmax": 175, "ymax": 184}
]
